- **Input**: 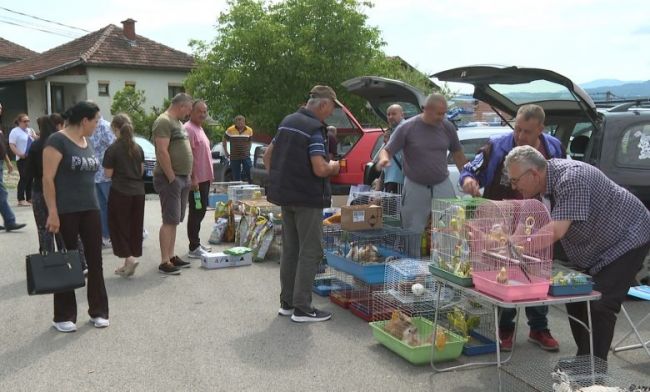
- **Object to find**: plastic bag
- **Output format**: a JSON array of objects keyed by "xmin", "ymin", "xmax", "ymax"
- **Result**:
[
  {"xmin": 224, "ymin": 202, "xmax": 236, "ymax": 243},
  {"xmin": 209, "ymin": 218, "xmax": 228, "ymax": 245},
  {"xmin": 236, "ymin": 215, "xmax": 250, "ymax": 246},
  {"xmin": 214, "ymin": 202, "xmax": 229, "ymax": 221}
]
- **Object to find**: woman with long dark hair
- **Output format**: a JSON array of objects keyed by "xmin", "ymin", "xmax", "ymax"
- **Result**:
[
  {"xmin": 103, "ymin": 113, "xmax": 145, "ymax": 277},
  {"xmin": 43, "ymin": 101, "xmax": 109, "ymax": 333},
  {"xmin": 28, "ymin": 114, "xmax": 64, "ymax": 252}
]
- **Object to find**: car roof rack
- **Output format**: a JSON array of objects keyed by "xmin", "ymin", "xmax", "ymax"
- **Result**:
[{"xmin": 594, "ymin": 98, "xmax": 650, "ymax": 112}]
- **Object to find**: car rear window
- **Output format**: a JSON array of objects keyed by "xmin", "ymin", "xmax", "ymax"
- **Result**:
[
  {"xmin": 326, "ymin": 107, "xmax": 362, "ymax": 157},
  {"xmin": 447, "ymin": 138, "xmax": 489, "ymax": 164},
  {"xmin": 616, "ymin": 123, "xmax": 650, "ymax": 169}
]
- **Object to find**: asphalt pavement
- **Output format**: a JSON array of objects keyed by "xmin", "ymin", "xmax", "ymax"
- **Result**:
[{"xmin": 0, "ymin": 191, "xmax": 648, "ymax": 391}]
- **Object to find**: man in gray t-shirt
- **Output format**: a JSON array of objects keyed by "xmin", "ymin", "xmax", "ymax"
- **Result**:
[{"xmin": 377, "ymin": 93, "xmax": 467, "ymax": 238}]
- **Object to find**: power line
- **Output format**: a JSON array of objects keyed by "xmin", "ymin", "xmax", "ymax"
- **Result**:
[
  {"xmin": 0, "ymin": 18, "xmax": 80, "ymax": 39},
  {"xmin": 0, "ymin": 14, "xmax": 82, "ymax": 38},
  {"xmin": 0, "ymin": 6, "xmax": 90, "ymax": 33}
]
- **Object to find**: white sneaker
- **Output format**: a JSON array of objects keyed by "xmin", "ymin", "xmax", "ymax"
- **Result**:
[
  {"xmin": 52, "ymin": 321, "xmax": 77, "ymax": 333},
  {"xmin": 90, "ymin": 317, "xmax": 110, "ymax": 328},
  {"xmin": 199, "ymin": 244, "xmax": 212, "ymax": 252},
  {"xmin": 102, "ymin": 238, "xmax": 112, "ymax": 249},
  {"xmin": 188, "ymin": 247, "xmax": 208, "ymax": 259}
]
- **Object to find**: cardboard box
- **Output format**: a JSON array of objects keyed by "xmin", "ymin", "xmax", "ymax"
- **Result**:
[
  {"xmin": 341, "ymin": 205, "xmax": 383, "ymax": 231},
  {"xmin": 201, "ymin": 251, "xmax": 252, "ymax": 269}
]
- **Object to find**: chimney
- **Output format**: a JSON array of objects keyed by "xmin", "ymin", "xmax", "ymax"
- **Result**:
[{"xmin": 121, "ymin": 18, "xmax": 136, "ymax": 41}]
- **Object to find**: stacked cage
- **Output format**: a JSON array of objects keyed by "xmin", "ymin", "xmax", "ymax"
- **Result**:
[
  {"xmin": 434, "ymin": 290, "xmax": 497, "ymax": 356},
  {"xmin": 430, "ymin": 198, "xmax": 488, "ymax": 287},
  {"xmin": 327, "ymin": 269, "xmax": 360, "ymax": 309},
  {"xmin": 431, "ymin": 198, "xmax": 553, "ymax": 301},
  {"xmin": 322, "ymin": 226, "xmax": 419, "ymax": 285},
  {"xmin": 313, "ymin": 224, "xmax": 343, "ymax": 297},
  {"xmin": 368, "ymin": 258, "xmax": 466, "ymax": 365},
  {"xmin": 349, "ymin": 190, "xmax": 402, "ymax": 227},
  {"xmin": 469, "ymin": 199, "xmax": 553, "ymax": 301},
  {"xmin": 348, "ymin": 276, "xmax": 391, "ymax": 322}
]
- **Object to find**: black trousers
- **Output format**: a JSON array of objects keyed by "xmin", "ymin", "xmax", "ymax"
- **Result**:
[
  {"xmin": 53, "ymin": 210, "xmax": 109, "ymax": 323},
  {"xmin": 16, "ymin": 159, "xmax": 32, "ymax": 202},
  {"xmin": 108, "ymin": 188, "xmax": 144, "ymax": 258},
  {"xmin": 187, "ymin": 181, "xmax": 210, "ymax": 251},
  {"xmin": 565, "ymin": 241, "xmax": 650, "ymax": 361}
]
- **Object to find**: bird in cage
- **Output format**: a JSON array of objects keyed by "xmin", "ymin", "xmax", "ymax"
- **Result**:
[
  {"xmin": 434, "ymin": 327, "xmax": 447, "ymax": 350},
  {"xmin": 446, "ymin": 307, "xmax": 480, "ymax": 338},
  {"xmin": 496, "ymin": 267, "xmax": 508, "ymax": 284}
]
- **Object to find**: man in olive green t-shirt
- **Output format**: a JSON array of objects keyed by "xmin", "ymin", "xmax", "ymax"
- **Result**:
[{"xmin": 153, "ymin": 93, "xmax": 194, "ymax": 275}]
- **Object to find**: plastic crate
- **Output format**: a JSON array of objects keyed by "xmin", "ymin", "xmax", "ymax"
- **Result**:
[
  {"xmin": 370, "ymin": 317, "xmax": 465, "ymax": 365},
  {"xmin": 463, "ymin": 330, "xmax": 497, "ymax": 356},
  {"xmin": 325, "ymin": 246, "xmax": 403, "ymax": 284},
  {"xmin": 549, "ymin": 283, "xmax": 594, "ymax": 296},
  {"xmin": 472, "ymin": 269, "xmax": 549, "ymax": 301},
  {"xmin": 208, "ymin": 193, "xmax": 228, "ymax": 208},
  {"xmin": 428, "ymin": 262, "xmax": 473, "ymax": 287},
  {"xmin": 549, "ymin": 267, "xmax": 593, "ymax": 296}
]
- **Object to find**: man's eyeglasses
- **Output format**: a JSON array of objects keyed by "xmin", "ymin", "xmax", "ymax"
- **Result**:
[
  {"xmin": 509, "ymin": 168, "xmax": 533, "ymax": 185},
  {"xmin": 21, "ymin": 119, "xmax": 30, "ymax": 123}
]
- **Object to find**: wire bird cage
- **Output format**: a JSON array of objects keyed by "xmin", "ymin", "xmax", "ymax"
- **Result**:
[
  {"xmin": 432, "ymin": 198, "xmax": 553, "ymax": 301},
  {"xmin": 323, "ymin": 226, "xmax": 419, "ymax": 284},
  {"xmin": 349, "ymin": 190, "xmax": 402, "ymax": 226},
  {"xmin": 434, "ymin": 290, "xmax": 497, "ymax": 356},
  {"xmin": 328, "ymin": 269, "xmax": 358, "ymax": 309},
  {"xmin": 498, "ymin": 354, "xmax": 650, "ymax": 392},
  {"xmin": 372, "ymin": 259, "xmax": 459, "ymax": 322},
  {"xmin": 431, "ymin": 198, "xmax": 488, "ymax": 286},
  {"xmin": 348, "ymin": 276, "xmax": 392, "ymax": 322}
]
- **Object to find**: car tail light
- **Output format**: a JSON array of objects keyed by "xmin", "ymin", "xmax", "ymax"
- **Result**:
[{"xmin": 338, "ymin": 158, "xmax": 347, "ymax": 173}]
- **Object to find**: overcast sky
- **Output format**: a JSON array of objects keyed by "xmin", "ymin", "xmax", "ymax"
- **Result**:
[{"xmin": 1, "ymin": 0, "xmax": 649, "ymax": 87}]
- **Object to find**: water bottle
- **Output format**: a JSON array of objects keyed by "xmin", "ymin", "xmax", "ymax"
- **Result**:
[{"xmin": 194, "ymin": 191, "xmax": 202, "ymax": 209}]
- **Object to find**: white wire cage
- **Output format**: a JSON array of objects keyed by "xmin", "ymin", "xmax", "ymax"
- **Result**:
[{"xmin": 349, "ymin": 190, "xmax": 402, "ymax": 226}]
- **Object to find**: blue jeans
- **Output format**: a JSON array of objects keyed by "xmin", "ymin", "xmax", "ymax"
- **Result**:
[
  {"xmin": 231, "ymin": 158, "xmax": 252, "ymax": 182},
  {"xmin": 0, "ymin": 162, "xmax": 16, "ymax": 226},
  {"xmin": 500, "ymin": 306, "xmax": 549, "ymax": 331},
  {"xmin": 95, "ymin": 182, "xmax": 111, "ymax": 238}
]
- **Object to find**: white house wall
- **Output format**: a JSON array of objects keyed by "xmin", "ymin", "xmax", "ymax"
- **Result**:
[
  {"xmin": 25, "ymin": 80, "xmax": 45, "ymax": 121},
  {"xmin": 87, "ymin": 67, "xmax": 188, "ymax": 121}
]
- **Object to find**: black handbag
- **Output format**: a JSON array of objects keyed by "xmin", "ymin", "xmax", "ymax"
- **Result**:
[{"xmin": 26, "ymin": 234, "xmax": 85, "ymax": 295}]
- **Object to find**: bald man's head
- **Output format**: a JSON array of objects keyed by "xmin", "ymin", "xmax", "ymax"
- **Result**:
[{"xmin": 386, "ymin": 104, "xmax": 404, "ymax": 128}]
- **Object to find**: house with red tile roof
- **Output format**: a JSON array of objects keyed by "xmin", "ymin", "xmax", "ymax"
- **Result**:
[
  {"xmin": 0, "ymin": 37, "xmax": 37, "ymax": 66},
  {"xmin": 0, "ymin": 19, "xmax": 194, "ymax": 128}
]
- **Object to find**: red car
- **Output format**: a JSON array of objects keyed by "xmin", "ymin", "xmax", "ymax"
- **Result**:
[{"xmin": 250, "ymin": 76, "xmax": 425, "ymax": 194}]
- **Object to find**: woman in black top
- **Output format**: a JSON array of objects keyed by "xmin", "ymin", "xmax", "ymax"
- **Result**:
[
  {"xmin": 43, "ymin": 101, "xmax": 109, "ymax": 333},
  {"xmin": 28, "ymin": 115, "xmax": 64, "ymax": 252},
  {"xmin": 103, "ymin": 114, "xmax": 145, "ymax": 277}
]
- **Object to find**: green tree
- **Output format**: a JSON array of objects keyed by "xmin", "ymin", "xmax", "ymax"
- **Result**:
[
  {"xmin": 110, "ymin": 86, "xmax": 166, "ymax": 139},
  {"xmin": 186, "ymin": 0, "xmax": 388, "ymax": 135}
]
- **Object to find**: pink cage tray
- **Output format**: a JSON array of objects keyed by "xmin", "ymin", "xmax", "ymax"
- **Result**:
[{"xmin": 472, "ymin": 269, "xmax": 549, "ymax": 302}]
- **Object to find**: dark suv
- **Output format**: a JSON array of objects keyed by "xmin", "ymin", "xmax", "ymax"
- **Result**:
[{"xmin": 433, "ymin": 65, "xmax": 650, "ymax": 208}]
